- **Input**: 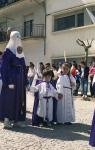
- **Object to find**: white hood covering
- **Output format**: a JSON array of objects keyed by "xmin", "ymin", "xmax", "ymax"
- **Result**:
[{"xmin": 6, "ymin": 31, "xmax": 25, "ymax": 58}]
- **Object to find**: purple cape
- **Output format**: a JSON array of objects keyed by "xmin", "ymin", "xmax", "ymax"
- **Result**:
[
  {"xmin": 89, "ymin": 111, "xmax": 95, "ymax": 147},
  {"xmin": 32, "ymin": 79, "xmax": 42, "ymax": 125}
]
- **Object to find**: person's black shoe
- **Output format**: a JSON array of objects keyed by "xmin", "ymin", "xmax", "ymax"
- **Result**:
[
  {"xmin": 47, "ymin": 122, "xmax": 52, "ymax": 127},
  {"xmin": 53, "ymin": 122, "xmax": 57, "ymax": 125},
  {"xmin": 64, "ymin": 122, "xmax": 72, "ymax": 125}
]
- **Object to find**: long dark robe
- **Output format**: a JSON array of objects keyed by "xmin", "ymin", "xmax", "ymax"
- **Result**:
[
  {"xmin": 89, "ymin": 111, "xmax": 95, "ymax": 147},
  {"xmin": 93, "ymin": 83, "xmax": 95, "ymax": 96},
  {"xmin": 32, "ymin": 79, "xmax": 42, "ymax": 126},
  {"xmin": 14, "ymin": 56, "xmax": 27, "ymax": 122},
  {"xmin": 0, "ymin": 48, "xmax": 27, "ymax": 121}
]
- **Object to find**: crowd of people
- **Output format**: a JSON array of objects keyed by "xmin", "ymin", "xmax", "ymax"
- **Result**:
[
  {"xmin": 0, "ymin": 30, "xmax": 95, "ymax": 147},
  {"xmin": 26, "ymin": 58, "xmax": 95, "ymax": 147},
  {"xmin": 66, "ymin": 60, "xmax": 95, "ymax": 99},
  {"xmin": 27, "ymin": 59, "xmax": 95, "ymax": 100}
]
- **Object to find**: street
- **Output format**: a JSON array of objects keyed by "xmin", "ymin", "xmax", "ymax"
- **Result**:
[{"xmin": 0, "ymin": 92, "xmax": 94, "ymax": 150}]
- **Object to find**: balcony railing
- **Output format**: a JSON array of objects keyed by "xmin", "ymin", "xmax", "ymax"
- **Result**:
[
  {"xmin": 0, "ymin": 0, "xmax": 20, "ymax": 8},
  {"xmin": 0, "ymin": 24, "xmax": 45, "ymax": 42}
]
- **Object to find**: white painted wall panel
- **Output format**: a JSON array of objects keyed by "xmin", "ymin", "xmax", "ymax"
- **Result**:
[
  {"xmin": 46, "ymin": 15, "xmax": 95, "ymax": 60},
  {"xmin": 47, "ymin": 0, "xmax": 95, "ymax": 14},
  {"xmin": 0, "ymin": 39, "xmax": 45, "ymax": 66}
]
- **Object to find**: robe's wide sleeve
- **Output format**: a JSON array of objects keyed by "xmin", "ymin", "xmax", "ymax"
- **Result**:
[
  {"xmin": 56, "ymin": 76, "xmax": 63, "ymax": 95},
  {"xmin": 1, "ymin": 50, "xmax": 15, "ymax": 87},
  {"xmin": 30, "ymin": 83, "xmax": 41, "ymax": 93},
  {"xmin": 20, "ymin": 58, "xmax": 28, "ymax": 86},
  {"xmin": 32, "ymin": 74, "xmax": 38, "ymax": 87},
  {"xmin": 51, "ymin": 84, "xmax": 58, "ymax": 100}
]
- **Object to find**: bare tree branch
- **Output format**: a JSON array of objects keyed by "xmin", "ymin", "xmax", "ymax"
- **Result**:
[
  {"xmin": 76, "ymin": 38, "xmax": 94, "ymax": 49},
  {"xmin": 76, "ymin": 39, "xmax": 85, "ymax": 47},
  {"xmin": 76, "ymin": 39, "xmax": 82, "ymax": 46},
  {"xmin": 90, "ymin": 38, "xmax": 94, "ymax": 45},
  {"xmin": 76, "ymin": 38, "xmax": 94, "ymax": 66},
  {"xmin": 78, "ymin": 39, "xmax": 86, "ymax": 46}
]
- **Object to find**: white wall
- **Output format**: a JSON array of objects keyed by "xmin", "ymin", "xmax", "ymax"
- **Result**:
[
  {"xmin": 22, "ymin": 39, "xmax": 45, "ymax": 65},
  {"xmin": 0, "ymin": 42, "xmax": 7, "ymax": 52},
  {"xmin": 46, "ymin": 0, "xmax": 95, "ymax": 62},
  {"xmin": 0, "ymin": 38, "xmax": 45, "ymax": 65},
  {"xmin": 47, "ymin": 0, "xmax": 95, "ymax": 14},
  {"xmin": 46, "ymin": 15, "xmax": 95, "ymax": 61}
]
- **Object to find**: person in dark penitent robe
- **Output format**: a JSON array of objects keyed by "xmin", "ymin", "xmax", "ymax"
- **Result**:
[
  {"xmin": 31, "ymin": 62, "xmax": 44, "ymax": 126},
  {"xmin": 89, "ymin": 111, "xmax": 95, "ymax": 147},
  {"xmin": 0, "ymin": 31, "xmax": 27, "ymax": 129},
  {"xmin": 0, "ymin": 51, "xmax": 3, "ymax": 94}
]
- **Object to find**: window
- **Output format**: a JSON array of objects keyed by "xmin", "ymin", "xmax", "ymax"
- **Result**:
[
  {"xmin": 92, "ymin": 11, "xmax": 95, "ymax": 16},
  {"xmin": 24, "ymin": 20, "xmax": 33, "ymax": 37},
  {"xmin": 54, "ymin": 12, "xmax": 84, "ymax": 31},
  {"xmin": 77, "ymin": 13, "xmax": 84, "ymax": 27},
  {"xmin": 54, "ymin": 15, "xmax": 75, "ymax": 31}
]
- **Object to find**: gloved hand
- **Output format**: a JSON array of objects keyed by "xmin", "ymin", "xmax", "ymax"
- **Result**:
[
  {"xmin": 58, "ymin": 93, "xmax": 63, "ymax": 99},
  {"xmin": 8, "ymin": 84, "xmax": 15, "ymax": 89}
]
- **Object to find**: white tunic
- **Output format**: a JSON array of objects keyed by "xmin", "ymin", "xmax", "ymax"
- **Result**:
[
  {"xmin": 27, "ymin": 67, "xmax": 36, "ymax": 78},
  {"xmin": 0, "ymin": 79, "xmax": 2, "ymax": 94},
  {"xmin": 31, "ymin": 81, "xmax": 57, "ymax": 122},
  {"xmin": 56, "ymin": 74, "xmax": 76, "ymax": 124},
  {"xmin": 92, "ymin": 75, "xmax": 95, "ymax": 85}
]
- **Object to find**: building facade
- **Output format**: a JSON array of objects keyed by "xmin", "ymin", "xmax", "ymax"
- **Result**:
[
  {"xmin": 46, "ymin": 0, "xmax": 95, "ymax": 65},
  {"xmin": 0, "ymin": 0, "xmax": 45, "ymax": 65},
  {"xmin": 0, "ymin": 0, "xmax": 95, "ymax": 65}
]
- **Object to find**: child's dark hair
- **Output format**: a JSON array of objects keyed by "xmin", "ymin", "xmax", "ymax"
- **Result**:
[
  {"xmin": 42, "ymin": 69, "xmax": 52, "ymax": 77},
  {"xmin": 45, "ymin": 63, "xmax": 51, "ymax": 69},
  {"xmin": 0, "ymin": 51, "xmax": 3, "ymax": 55},
  {"xmin": 62, "ymin": 63, "xmax": 70, "ymax": 75},
  {"xmin": 52, "ymin": 64, "xmax": 57, "ymax": 70},
  {"xmin": 80, "ymin": 61, "xmax": 86, "ymax": 66},
  {"xmin": 30, "ymin": 62, "xmax": 34, "ymax": 67},
  {"xmin": 62, "ymin": 63, "xmax": 70, "ymax": 69}
]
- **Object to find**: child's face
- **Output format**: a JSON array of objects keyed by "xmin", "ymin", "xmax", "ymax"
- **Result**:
[
  {"xmin": 62, "ymin": 66, "xmax": 69, "ymax": 74},
  {"xmin": 80, "ymin": 63, "xmax": 84, "ymax": 68},
  {"xmin": 44, "ymin": 75, "xmax": 51, "ymax": 82}
]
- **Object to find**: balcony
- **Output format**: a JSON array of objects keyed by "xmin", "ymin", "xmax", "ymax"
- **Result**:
[
  {"xmin": 0, "ymin": 0, "xmax": 21, "ymax": 8},
  {"xmin": 0, "ymin": 0, "xmax": 44, "ymax": 9},
  {"xmin": 0, "ymin": 24, "xmax": 45, "ymax": 42}
]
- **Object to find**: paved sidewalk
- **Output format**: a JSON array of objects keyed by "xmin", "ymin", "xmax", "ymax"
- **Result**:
[{"xmin": 0, "ymin": 92, "xmax": 94, "ymax": 150}]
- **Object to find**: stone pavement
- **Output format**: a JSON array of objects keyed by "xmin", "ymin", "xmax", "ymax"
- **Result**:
[{"xmin": 0, "ymin": 92, "xmax": 95, "ymax": 150}]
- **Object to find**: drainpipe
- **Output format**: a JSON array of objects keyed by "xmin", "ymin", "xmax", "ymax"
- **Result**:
[
  {"xmin": 44, "ymin": 0, "xmax": 46, "ymax": 56},
  {"xmin": 33, "ymin": 0, "xmax": 46, "ymax": 56}
]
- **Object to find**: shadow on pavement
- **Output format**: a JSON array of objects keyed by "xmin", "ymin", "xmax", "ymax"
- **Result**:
[{"xmin": 10, "ymin": 118, "xmax": 91, "ymax": 141}]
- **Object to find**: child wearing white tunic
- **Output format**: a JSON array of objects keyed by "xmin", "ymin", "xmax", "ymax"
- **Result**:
[
  {"xmin": 92, "ymin": 74, "xmax": 95, "ymax": 97},
  {"xmin": 31, "ymin": 70, "xmax": 60, "ymax": 126},
  {"xmin": 56, "ymin": 63, "xmax": 76, "ymax": 125}
]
